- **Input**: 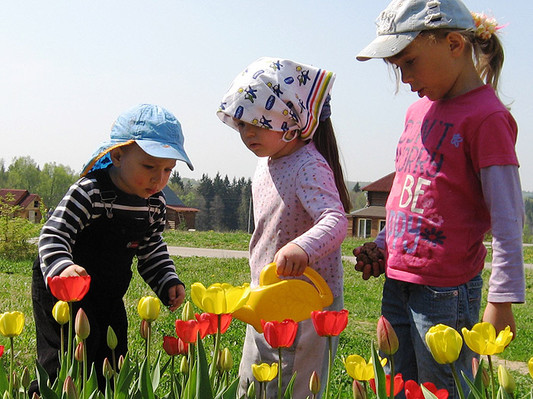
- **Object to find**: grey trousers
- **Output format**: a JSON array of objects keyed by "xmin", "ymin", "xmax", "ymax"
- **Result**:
[{"xmin": 238, "ymin": 296, "xmax": 343, "ymax": 398}]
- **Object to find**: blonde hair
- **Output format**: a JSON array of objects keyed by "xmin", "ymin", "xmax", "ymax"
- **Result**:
[{"xmin": 387, "ymin": 28, "xmax": 505, "ymax": 94}]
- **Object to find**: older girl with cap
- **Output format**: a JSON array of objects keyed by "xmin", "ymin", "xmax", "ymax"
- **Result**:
[
  {"xmin": 354, "ymin": 0, "xmax": 525, "ymax": 397},
  {"xmin": 218, "ymin": 57, "xmax": 351, "ymax": 398},
  {"xmin": 30, "ymin": 104, "xmax": 193, "ymax": 395}
]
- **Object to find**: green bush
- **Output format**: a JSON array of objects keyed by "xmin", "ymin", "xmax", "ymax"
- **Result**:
[{"xmin": 0, "ymin": 195, "xmax": 39, "ymax": 261}]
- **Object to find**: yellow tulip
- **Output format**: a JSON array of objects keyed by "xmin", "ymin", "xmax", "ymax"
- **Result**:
[
  {"xmin": 528, "ymin": 357, "xmax": 533, "ymax": 379},
  {"xmin": 251, "ymin": 362, "xmax": 278, "ymax": 382},
  {"xmin": 218, "ymin": 347, "xmax": 233, "ymax": 371},
  {"xmin": 137, "ymin": 296, "xmax": 161, "ymax": 322},
  {"xmin": 181, "ymin": 300, "xmax": 195, "ymax": 321},
  {"xmin": 0, "ymin": 311, "xmax": 24, "ymax": 338},
  {"xmin": 461, "ymin": 322, "xmax": 513, "ymax": 356},
  {"xmin": 344, "ymin": 354, "xmax": 387, "ymax": 381},
  {"xmin": 425, "ymin": 324, "xmax": 463, "ymax": 364},
  {"xmin": 191, "ymin": 282, "xmax": 250, "ymax": 314},
  {"xmin": 52, "ymin": 301, "xmax": 70, "ymax": 325},
  {"xmin": 497, "ymin": 365, "xmax": 516, "ymax": 394}
]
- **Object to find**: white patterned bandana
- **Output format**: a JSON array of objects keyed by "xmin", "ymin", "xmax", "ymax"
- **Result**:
[{"xmin": 217, "ymin": 57, "xmax": 335, "ymax": 141}]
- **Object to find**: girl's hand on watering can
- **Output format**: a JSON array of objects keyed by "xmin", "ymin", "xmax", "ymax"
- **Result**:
[{"xmin": 274, "ymin": 243, "xmax": 309, "ymax": 277}]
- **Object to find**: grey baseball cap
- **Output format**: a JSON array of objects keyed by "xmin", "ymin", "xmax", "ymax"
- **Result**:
[{"xmin": 356, "ymin": 0, "xmax": 475, "ymax": 61}]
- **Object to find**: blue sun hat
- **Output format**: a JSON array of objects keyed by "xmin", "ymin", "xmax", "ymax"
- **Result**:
[
  {"xmin": 217, "ymin": 57, "xmax": 335, "ymax": 142},
  {"xmin": 81, "ymin": 104, "xmax": 193, "ymax": 176}
]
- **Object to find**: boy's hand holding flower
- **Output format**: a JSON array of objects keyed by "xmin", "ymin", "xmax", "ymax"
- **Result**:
[
  {"xmin": 59, "ymin": 264, "xmax": 89, "ymax": 277},
  {"xmin": 167, "ymin": 284, "xmax": 186, "ymax": 311}
]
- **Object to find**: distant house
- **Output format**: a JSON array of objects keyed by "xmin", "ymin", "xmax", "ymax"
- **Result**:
[
  {"xmin": 0, "ymin": 189, "xmax": 43, "ymax": 223},
  {"xmin": 347, "ymin": 172, "xmax": 395, "ymax": 238},
  {"xmin": 162, "ymin": 186, "xmax": 199, "ymax": 230}
]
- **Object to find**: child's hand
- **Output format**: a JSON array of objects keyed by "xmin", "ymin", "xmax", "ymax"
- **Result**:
[
  {"xmin": 167, "ymin": 284, "xmax": 186, "ymax": 312},
  {"xmin": 482, "ymin": 302, "xmax": 516, "ymax": 339},
  {"xmin": 274, "ymin": 243, "xmax": 309, "ymax": 277},
  {"xmin": 353, "ymin": 242, "xmax": 385, "ymax": 280},
  {"xmin": 59, "ymin": 264, "xmax": 88, "ymax": 277}
]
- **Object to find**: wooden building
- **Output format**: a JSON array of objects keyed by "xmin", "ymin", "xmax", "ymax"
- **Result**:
[
  {"xmin": 162, "ymin": 186, "xmax": 199, "ymax": 230},
  {"xmin": 0, "ymin": 189, "xmax": 43, "ymax": 223},
  {"xmin": 347, "ymin": 172, "xmax": 395, "ymax": 238}
]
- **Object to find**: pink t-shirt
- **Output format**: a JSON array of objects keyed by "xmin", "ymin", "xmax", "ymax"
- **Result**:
[
  {"xmin": 386, "ymin": 85, "xmax": 518, "ymax": 287},
  {"xmin": 249, "ymin": 142, "xmax": 347, "ymax": 297}
]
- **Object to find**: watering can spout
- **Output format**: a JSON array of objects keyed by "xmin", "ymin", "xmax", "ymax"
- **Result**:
[{"xmin": 232, "ymin": 263, "xmax": 333, "ymax": 333}]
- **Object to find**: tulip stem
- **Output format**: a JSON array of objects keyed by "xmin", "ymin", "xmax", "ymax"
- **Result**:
[
  {"xmin": 67, "ymin": 303, "xmax": 73, "ymax": 371},
  {"xmin": 170, "ymin": 356, "xmax": 175, "ymax": 397},
  {"xmin": 487, "ymin": 355, "xmax": 496, "ymax": 399},
  {"xmin": 147, "ymin": 321, "xmax": 152, "ymax": 366},
  {"xmin": 60, "ymin": 325, "xmax": 65, "ymax": 369},
  {"xmin": 8, "ymin": 337, "xmax": 14, "ymax": 396},
  {"xmin": 209, "ymin": 314, "xmax": 222, "ymax": 384},
  {"xmin": 277, "ymin": 347, "xmax": 283, "ymax": 399},
  {"xmin": 450, "ymin": 362, "xmax": 465, "ymax": 399},
  {"xmin": 324, "ymin": 336, "xmax": 333, "ymax": 399},
  {"xmin": 388, "ymin": 355, "xmax": 395, "ymax": 399},
  {"xmin": 82, "ymin": 338, "xmax": 88, "ymax": 397}
]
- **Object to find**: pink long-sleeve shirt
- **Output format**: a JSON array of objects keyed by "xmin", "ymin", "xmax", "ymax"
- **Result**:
[{"xmin": 248, "ymin": 142, "xmax": 347, "ymax": 297}]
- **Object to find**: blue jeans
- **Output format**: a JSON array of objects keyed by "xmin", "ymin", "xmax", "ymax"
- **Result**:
[{"xmin": 381, "ymin": 274, "xmax": 483, "ymax": 399}]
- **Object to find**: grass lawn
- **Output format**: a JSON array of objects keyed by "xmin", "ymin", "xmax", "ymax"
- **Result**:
[{"xmin": 1, "ymin": 231, "xmax": 532, "ymax": 397}]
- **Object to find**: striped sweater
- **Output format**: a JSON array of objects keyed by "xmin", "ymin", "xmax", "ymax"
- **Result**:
[{"xmin": 37, "ymin": 168, "xmax": 183, "ymax": 304}]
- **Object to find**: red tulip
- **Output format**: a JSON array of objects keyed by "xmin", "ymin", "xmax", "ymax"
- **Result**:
[
  {"xmin": 404, "ymin": 380, "xmax": 449, "ymax": 399},
  {"xmin": 47, "ymin": 275, "xmax": 91, "ymax": 302},
  {"xmin": 195, "ymin": 313, "xmax": 232, "ymax": 338},
  {"xmin": 261, "ymin": 319, "xmax": 298, "ymax": 349},
  {"xmin": 370, "ymin": 373, "xmax": 404, "ymax": 397},
  {"xmin": 311, "ymin": 309, "xmax": 349, "ymax": 337},
  {"xmin": 175, "ymin": 319, "xmax": 200, "ymax": 344},
  {"xmin": 377, "ymin": 315, "xmax": 399, "ymax": 355},
  {"xmin": 163, "ymin": 336, "xmax": 188, "ymax": 356},
  {"xmin": 139, "ymin": 319, "xmax": 149, "ymax": 340},
  {"xmin": 0, "ymin": 345, "xmax": 4, "ymax": 357}
]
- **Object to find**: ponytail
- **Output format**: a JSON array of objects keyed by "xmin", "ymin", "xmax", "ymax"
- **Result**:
[
  {"xmin": 312, "ymin": 118, "xmax": 352, "ymax": 213},
  {"xmin": 471, "ymin": 32, "xmax": 504, "ymax": 92}
]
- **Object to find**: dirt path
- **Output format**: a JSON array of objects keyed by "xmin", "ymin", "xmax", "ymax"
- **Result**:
[{"xmin": 491, "ymin": 355, "xmax": 529, "ymax": 375}]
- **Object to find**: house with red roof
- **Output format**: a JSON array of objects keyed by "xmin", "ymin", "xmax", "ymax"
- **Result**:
[
  {"xmin": 0, "ymin": 188, "xmax": 43, "ymax": 223},
  {"xmin": 347, "ymin": 172, "xmax": 395, "ymax": 237}
]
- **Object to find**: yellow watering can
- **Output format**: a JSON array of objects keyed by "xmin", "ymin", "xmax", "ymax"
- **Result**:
[{"xmin": 232, "ymin": 262, "xmax": 333, "ymax": 333}]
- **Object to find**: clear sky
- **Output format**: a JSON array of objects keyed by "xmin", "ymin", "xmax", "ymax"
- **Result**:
[{"xmin": 2, "ymin": 0, "xmax": 532, "ymax": 190}]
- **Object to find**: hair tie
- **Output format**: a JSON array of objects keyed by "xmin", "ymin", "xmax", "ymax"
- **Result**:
[{"xmin": 471, "ymin": 12, "xmax": 504, "ymax": 40}]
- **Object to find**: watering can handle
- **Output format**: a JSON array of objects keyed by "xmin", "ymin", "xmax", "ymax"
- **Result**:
[{"xmin": 259, "ymin": 263, "xmax": 333, "ymax": 307}]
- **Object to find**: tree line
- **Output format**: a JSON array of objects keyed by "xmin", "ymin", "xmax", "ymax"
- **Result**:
[{"xmin": 2, "ymin": 156, "xmax": 532, "ymax": 239}]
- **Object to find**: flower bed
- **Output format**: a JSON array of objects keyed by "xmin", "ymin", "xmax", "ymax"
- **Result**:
[{"xmin": 0, "ymin": 275, "xmax": 532, "ymax": 398}]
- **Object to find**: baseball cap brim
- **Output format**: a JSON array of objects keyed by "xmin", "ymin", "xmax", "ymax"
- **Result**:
[
  {"xmin": 136, "ymin": 139, "xmax": 194, "ymax": 171},
  {"xmin": 356, "ymin": 31, "xmax": 420, "ymax": 61}
]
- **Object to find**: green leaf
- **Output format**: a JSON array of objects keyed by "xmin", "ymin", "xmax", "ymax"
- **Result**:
[
  {"xmin": 195, "ymin": 336, "xmax": 214, "ymax": 399},
  {"xmin": 35, "ymin": 361, "xmax": 60, "ymax": 399},
  {"xmin": 283, "ymin": 371, "xmax": 297, "ymax": 399},
  {"xmin": 215, "ymin": 377, "xmax": 239, "ymax": 399},
  {"xmin": 421, "ymin": 385, "xmax": 439, "ymax": 399},
  {"xmin": 0, "ymin": 360, "xmax": 8, "ymax": 392},
  {"xmin": 138, "ymin": 357, "xmax": 155, "ymax": 399},
  {"xmin": 151, "ymin": 351, "xmax": 162, "ymax": 392},
  {"xmin": 83, "ymin": 364, "xmax": 99, "ymax": 399},
  {"xmin": 115, "ymin": 355, "xmax": 135, "ymax": 399},
  {"xmin": 371, "ymin": 341, "xmax": 388, "ymax": 399},
  {"xmin": 183, "ymin": 359, "xmax": 197, "ymax": 399},
  {"xmin": 462, "ymin": 368, "xmax": 485, "ymax": 399}
]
